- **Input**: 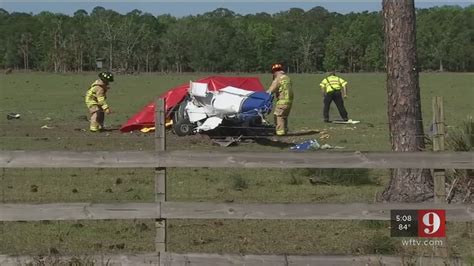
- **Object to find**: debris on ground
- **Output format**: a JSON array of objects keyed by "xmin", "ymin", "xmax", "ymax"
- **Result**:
[
  {"xmin": 140, "ymin": 127, "xmax": 155, "ymax": 133},
  {"xmin": 290, "ymin": 139, "xmax": 344, "ymax": 151},
  {"xmin": 43, "ymin": 117, "xmax": 52, "ymax": 121},
  {"xmin": 332, "ymin": 119, "xmax": 360, "ymax": 124},
  {"xmin": 320, "ymin": 144, "xmax": 345, "ymax": 149},
  {"xmin": 319, "ymin": 132, "xmax": 330, "ymax": 139},
  {"xmin": 41, "ymin": 125, "xmax": 54, "ymax": 129},
  {"xmin": 212, "ymin": 136, "xmax": 242, "ymax": 147},
  {"xmin": 6, "ymin": 113, "xmax": 20, "ymax": 120},
  {"xmin": 290, "ymin": 139, "xmax": 320, "ymax": 151}
]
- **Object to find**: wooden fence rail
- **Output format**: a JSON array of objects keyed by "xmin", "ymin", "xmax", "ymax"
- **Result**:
[
  {"xmin": 1, "ymin": 202, "xmax": 472, "ymax": 222},
  {"xmin": 0, "ymin": 253, "xmax": 464, "ymax": 266},
  {"xmin": 1, "ymin": 150, "xmax": 473, "ymax": 169}
]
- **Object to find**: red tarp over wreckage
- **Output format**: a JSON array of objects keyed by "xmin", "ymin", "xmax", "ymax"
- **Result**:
[{"xmin": 120, "ymin": 76, "xmax": 265, "ymax": 132}]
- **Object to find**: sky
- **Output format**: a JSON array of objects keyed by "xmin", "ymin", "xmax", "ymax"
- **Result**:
[{"xmin": 0, "ymin": 1, "xmax": 471, "ymax": 17}]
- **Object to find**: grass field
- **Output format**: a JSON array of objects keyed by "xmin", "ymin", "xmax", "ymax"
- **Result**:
[
  {"xmin": 1, "ymin": 72, "xmax": 473, "ymax": 151},
  {"xmin": 0, "ymin": 72, "xmax": 473, "ymax": 261}
]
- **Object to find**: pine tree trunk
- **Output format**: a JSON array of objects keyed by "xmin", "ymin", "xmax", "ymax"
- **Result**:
[
  {"xmin": 22, "ymin": 52, "xmax": 27, "ymax": 70},
  {"xmin": 109, "ymin": 42, "xmax": 113, "ymax": 70},
  {"xmin": 146, "ymin": 53, "xmax": 149, "ymax": 73},
  {"xmin": 382, "ymin": 0, "xmax": 433, "ymax": 202},
  {"xmin": 80, "ymin": 51, "xmax": 83, "ymax": 72}
]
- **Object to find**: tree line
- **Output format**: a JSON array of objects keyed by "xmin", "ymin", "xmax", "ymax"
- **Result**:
[{"xmin": 0, "ymin": 5, "xmax": 472, "ymax": 73}]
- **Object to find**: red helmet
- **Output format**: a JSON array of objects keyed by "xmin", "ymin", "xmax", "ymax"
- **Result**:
[{"xmin": 271, "ymin": 63, "xmax": 283, "ymax": 73}]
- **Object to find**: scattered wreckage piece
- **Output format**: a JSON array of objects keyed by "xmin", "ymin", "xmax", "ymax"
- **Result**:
[
  {"xmin": 332, "ymin": 119, "xmax": 360, "ymax": 124},
  {"xmin": 6, "ymin": 113, "xmax": 21, "ymax": 120},
  {"xmin": 211, "ymin": 136, "xmax": 243, "ymax": 147}
]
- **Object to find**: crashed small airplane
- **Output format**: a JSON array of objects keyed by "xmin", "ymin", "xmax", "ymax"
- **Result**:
[
  {"xmin": 120, "ymin": 76, "xmax": 273, "ymax": 136},
  {"xmin": 174, "ymin": 81, "xmax": 273, "ymax": 135}
]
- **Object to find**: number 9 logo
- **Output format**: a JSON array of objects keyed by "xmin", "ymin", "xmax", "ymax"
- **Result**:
[
  {"xmin": 422, "ymin": 212, "xmax": 440, "ymax": 234},
  {"xmin": 418, "ymin": 210, "xmax": 446, "ymax": 237}
]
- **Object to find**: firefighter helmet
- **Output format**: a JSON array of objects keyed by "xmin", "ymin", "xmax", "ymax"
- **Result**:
[
  {"xmin": 271, "ymin": 63, "xmax": 283, "ymax": 73},
  {"xmin": 99, "ymin": 72, "xmax": 114, "ymax": 82}
]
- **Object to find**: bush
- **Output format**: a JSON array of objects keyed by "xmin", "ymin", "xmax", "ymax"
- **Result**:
[
  {"xmin": 447, "ymin": 116, "xmax": 473, "ymax": 152},
  {"xmin": 446, "ymin": 117, "xmax": 474, "ymax": 203}
]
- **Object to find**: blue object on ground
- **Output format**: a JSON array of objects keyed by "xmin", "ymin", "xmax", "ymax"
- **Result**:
[{"xmin": 290, "ymin": 139, "xmax": 320, "ymax": 151}]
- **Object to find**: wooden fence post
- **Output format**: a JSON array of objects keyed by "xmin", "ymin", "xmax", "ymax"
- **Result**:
[
  {"xmin": 155, "ymin": 98, "xmax": 167, "ymax": 263},
  {"xmin": 432, "ymin": 96, "xmax": 446, "ymax": 203},
  {"xmin": 432, "ymin": 96, "xmax": 449, "ymax": 258}
]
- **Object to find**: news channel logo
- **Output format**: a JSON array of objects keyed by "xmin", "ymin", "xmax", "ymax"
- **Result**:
[{"xmin": 390, "ymin": 209, "xmax": 446, "ymax": 237}]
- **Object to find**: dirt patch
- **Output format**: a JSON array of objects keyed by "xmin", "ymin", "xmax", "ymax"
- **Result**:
[{"xmin": 166, "ymin": 132, "xmax": 215, "ymax": 147}]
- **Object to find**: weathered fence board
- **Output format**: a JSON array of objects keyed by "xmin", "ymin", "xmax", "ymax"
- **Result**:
[
  {"xmin": 0, "ymin": 253, "xmax": 159, "ymax": 266},
  {"xmin": 0, "ymin": 203, "xmax": 159, "ymax": 221},
  {"xmin": 0, "ymin": 253, "xmax": 464, "ymax": 266},
  {"xmin": 0, "ymin": 150, "xmax": 157, "ymax": 168},
  {"xmin": 1, "ymin": 150, "xmax": 473, "ymax": 169},
  {"xmin": 159, "ymin": 151, "xmax": 474, "ymax": 169},
  {"xmin": 161, "ymin": 253, "xmax": 464, "ymax": 266},
  {"xmin": 1, "ymin": 202, "xmax": 472, "ymax": 222},
  {"xmin": 162, "ymin": 202, "xmax": 473, "ymax": 221}
]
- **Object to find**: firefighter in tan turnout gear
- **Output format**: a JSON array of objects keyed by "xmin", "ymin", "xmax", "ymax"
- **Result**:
[
  {"xmin": 267, "ymin": 64, "xmax": 294, "ymax": 136},
  {"xmin": 85, "ymin": 72, "xmax": 114, "ymax": 132}
]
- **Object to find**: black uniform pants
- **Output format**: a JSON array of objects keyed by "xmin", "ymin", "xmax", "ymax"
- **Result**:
[{"xmin": 323, "ymin": 90, "xmax": 348, "ymax": 121}]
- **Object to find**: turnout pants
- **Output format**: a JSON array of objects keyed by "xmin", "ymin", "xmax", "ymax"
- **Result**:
[
  {"xmin": 88, "ymin": 105, "xmax": 105, "ymax": 132},
  {"xmin": 323, "ymin": 90, "xmax": 348, "ymax": 121},
  {"xmin": 274, "ymin": 104, "xmax": 291, "ymax": 136}
]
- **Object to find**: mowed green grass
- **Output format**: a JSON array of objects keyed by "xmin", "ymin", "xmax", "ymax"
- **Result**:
[
  {"xmin": 0, "ymin": 72, "xmax": 473, "ymax": 260},
  {"xmin": 1, "ymin": 72, "xmax": 472, "ymax": 151}
]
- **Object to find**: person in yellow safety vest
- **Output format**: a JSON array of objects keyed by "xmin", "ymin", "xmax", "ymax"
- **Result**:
[
  {"xmin": 267, "ymin": 63, "xmax": 294, "ymax": 136},
  {"xmin": 85, "ymin": 72, "xmax": 114, "ymax": 132},
  {"xmin": 319, "ymin": 71, "xmax": 349, "ymax": 123}
]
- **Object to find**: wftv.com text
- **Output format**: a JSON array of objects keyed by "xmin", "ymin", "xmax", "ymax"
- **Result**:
[{"xmin": 401, "ymin": 239, "xmax": 444, "ymax": 246}]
